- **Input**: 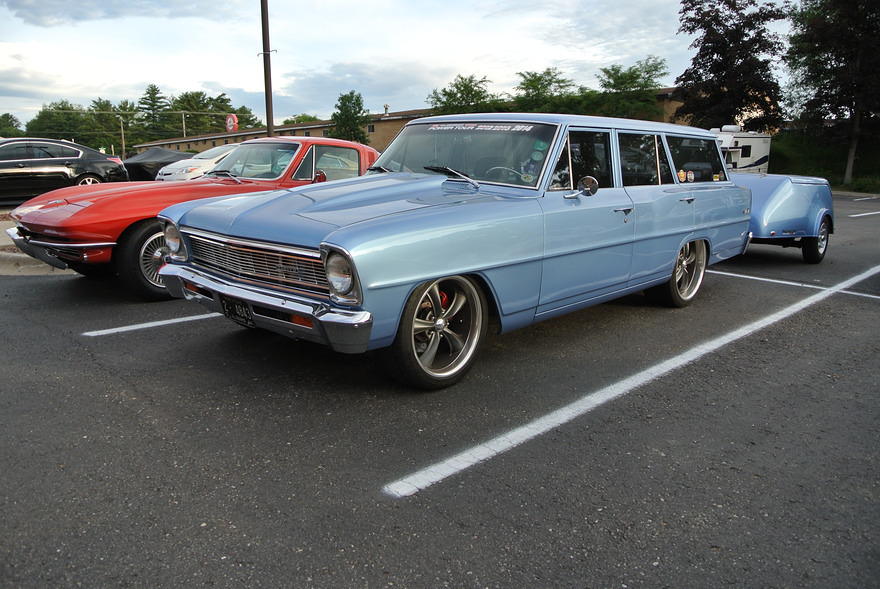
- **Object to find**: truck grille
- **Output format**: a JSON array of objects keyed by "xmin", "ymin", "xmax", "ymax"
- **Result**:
[{"xmin": 184, "ymin": 230, "xmax": 328, "ymax": 294}]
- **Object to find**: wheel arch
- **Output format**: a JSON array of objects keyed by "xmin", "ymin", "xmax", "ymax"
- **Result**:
[{"xmin": 112, "ymin": 217, "xmax": 160, "ymax": 263}]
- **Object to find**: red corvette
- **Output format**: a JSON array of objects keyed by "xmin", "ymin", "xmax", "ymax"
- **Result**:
[{"xmin": 7, "ymin": 137, "xmax": 379, "ymax": 299}]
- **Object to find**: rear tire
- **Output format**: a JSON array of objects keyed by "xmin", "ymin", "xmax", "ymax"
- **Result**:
[
  {"xmin": 76, "ymin": 174, "xmax": 102, "ymax": 186},
  {"xmin": 646, "ymin": 240, "xmax": 708, "ymax": 308},
  {"xmin": 115, "ymin": 220, "xmax": 172, "ymax": 301},
  {"xmin": 802, "ymin": 218, "xmax": 830, "ymax": 264}
]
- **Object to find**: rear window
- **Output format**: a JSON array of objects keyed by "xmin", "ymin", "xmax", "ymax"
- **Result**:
[{"xmin": 666, "ymin": 136, "xmax": 727, "ymax": 182}]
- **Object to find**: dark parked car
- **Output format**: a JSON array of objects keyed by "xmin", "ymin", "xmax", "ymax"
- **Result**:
[{"xmin": 0, "ymin": 138, "xmax": 128, "ymax": 205}]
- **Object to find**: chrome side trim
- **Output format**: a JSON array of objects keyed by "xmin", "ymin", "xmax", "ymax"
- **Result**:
[{"xmin": 27, "ymin": 238, "xmax": 116, "ymax": 249}]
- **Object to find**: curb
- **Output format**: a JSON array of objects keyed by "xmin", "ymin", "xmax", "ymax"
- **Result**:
[{"xmin": 0, "ymin": 250, "xmax": 74, "ymax": 276}]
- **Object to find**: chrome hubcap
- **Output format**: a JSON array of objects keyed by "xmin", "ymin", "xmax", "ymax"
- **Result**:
[
  {"xmin": 78, "ymin": 176, "xmax": 100, "ymax": 185},
  {"xmin": 139, "ymin": 231, "xmax": 168, "ymax": 288}
]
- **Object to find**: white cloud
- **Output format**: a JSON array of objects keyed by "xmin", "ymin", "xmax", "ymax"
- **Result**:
[{"xmin": 0, "ymin": 0, "xmax": 701, "ymax": 129}]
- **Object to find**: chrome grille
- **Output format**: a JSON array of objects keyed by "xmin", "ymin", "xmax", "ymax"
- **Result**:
[{"xmin": 185, "ymin": 231, "xmax": 328, "ymax": 293}]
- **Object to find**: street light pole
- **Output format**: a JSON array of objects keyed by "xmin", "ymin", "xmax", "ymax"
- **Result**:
[{"xmin": 260, "ymin": 0, "xmax": 274, "ymax": 137}]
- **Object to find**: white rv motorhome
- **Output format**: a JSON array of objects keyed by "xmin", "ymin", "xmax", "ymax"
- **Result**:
[{"xmin": 711, "ymin": 125, "xmax": 771, "ymax": 174}]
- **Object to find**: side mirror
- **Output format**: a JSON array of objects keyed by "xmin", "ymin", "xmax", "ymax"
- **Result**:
[
  {"xmin": 313, "ymin": 169, "xmax": 327, "ymax": 183},
  {"xmin": 576, "ymin": 176, "xmax": 599, "ymax": 196}
]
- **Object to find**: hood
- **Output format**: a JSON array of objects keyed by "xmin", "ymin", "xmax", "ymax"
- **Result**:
[
  {"xmin": 12, "ymin": 177, "xmax": 268, "ymax": 228},
  {"xmin": 160, "ymin": 158, "xmax": 214, "ymax": 172},
  {"xmin": 176, "ymin": 173, "xmax": 487, "ymax": 248}
]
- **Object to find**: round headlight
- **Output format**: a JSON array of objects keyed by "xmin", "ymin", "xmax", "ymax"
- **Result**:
[
  {"xmin": 164, "ymin": 224, "xmax": 182, "ymax": 254},
  {"xmin": 326, "ymin": 253, "xmax": 353, "ymax": 295}
]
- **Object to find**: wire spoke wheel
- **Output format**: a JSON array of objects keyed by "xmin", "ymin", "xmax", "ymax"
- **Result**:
[{"xmin": 138, "ymin": 231, "xmax": 169, "ymax": 288}]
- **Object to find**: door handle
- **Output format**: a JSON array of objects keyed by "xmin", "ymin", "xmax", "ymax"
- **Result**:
[
  {"xmin": 613, "ymin": 207, "xmax": 633, "ymax": 214},
  {"xmin": 679, "ymin": 197, "xmax": 695, "ymax": 203}
]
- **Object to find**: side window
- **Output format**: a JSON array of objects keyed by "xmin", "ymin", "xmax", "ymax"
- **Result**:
[
  {"xmin": 548, "ymin": 130, "xmax": 613, "ymax": 190},
  {"xmin": 618, "ymin": 133, "xmax": 674, "ymax": 186},
  {"xmin": 666, "ymin": 136, "xmax": 727, "ymax": 182},
  {"xmin": 292, "ymin": 146, "xmax": 314, "ymax": 180},
  {"xmin": 37, "ymin": 143, "xmax": 79, "ymax": 158},
  {"xmin": 0, "ymin": 144, "xmax": 32, "ymax": 161},
  {"xmin": 314, "ymin": 145, "xmax": 360, "ymax": 181}
]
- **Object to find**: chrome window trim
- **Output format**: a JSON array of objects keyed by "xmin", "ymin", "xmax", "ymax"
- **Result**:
[
  {"xmin": 391, "ymin": 120, "xmax": 562, "ymax": 191},
  {"xmin": 180, "ymin": 226, "xmax": 321, "ymax": 259},
  {"xmin": 0, "ymin": 139, "xmax": 83, "ymax": 163}
]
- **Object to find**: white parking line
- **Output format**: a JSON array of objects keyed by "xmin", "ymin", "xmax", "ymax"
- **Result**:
[
  {"xmin": 853, "ymin": 197, "xmax": 879, "ymax": 201},
  {"xmin": 707, "ymin": 270, "xmax": 880, "ymax": 300},
  {"xmin": 82, "ymin": 313, "xmax": 221, "ymax": 337},
  {"xmin": 849, "ymin": 211, "xmax": 880, "ymax": 218},
  {"xmin": 382, "ymin": 264, "xmax": 880, "ymax": 498}
]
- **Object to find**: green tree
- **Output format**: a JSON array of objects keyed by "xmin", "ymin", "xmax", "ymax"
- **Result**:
[
  {"xmin": 0, "ymin": 113, "xmax": 23, "ymax": 137},
  {"xmin": 170, "ymin": 91, "xmax": 214, "ymax": 136},
  {"xmin": 25, "ymin": 100, "xmax": 89, "ymax": 142},
  {"xmin": 427, "ymin": 74, "xmax": 503, "ymax": 114},
  {"xmin": 87, "ymin": 98, "xmax": 122, "ymax": 152},
  {"xmin": 116, "ymin": 99, "xmax": 142, "ymax": 154},
  {"xmin": 513, "ymin": 68, "xmax": 575, "ymax": 111},
  {"xmin": 136, "ymin": 84, "xmax": 173, "ymax": 140},
  {"xmin": 283, "ymin": 113, "xmax": 321, "ymax": 125},
  {"xmin": 786, "ymin": 0, "xmax": 880, "ymax": 184},
  {"xmin": 674, "ymin": 0, "xmax": 786, "ymax": 131},
  {"xmin": 594, "ymin": 56, "xmax": 668, "ymax": 119},
  {"xmin": 329, "ymin": 90, "xmax": 371, "ymax": 144}
]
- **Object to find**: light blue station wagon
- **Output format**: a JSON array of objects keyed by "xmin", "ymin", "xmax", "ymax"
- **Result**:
[{"xmin": 158, "ymin": 113, "xmax": 751, "ymax": 388}]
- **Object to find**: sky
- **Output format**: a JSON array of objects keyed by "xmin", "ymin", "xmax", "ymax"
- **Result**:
[{"xmin": 0, "ymin": 0, "xmax": 700, "ymax": 128}]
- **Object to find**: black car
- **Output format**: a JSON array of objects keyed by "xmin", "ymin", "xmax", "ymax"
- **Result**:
[{"xmin": 0, "ymin": 138, "xmax": 129, "ymax": 205}]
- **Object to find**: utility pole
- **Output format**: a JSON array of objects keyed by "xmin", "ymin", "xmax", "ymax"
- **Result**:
[
  {"xmin": 260, "ymin": 0, "xmax": 274, "ymax": 137},
  {"xmin": 118, "ymin": 116, "xmax": 126, "ymax": 155}
]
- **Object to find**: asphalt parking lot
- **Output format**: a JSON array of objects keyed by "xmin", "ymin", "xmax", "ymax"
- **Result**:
[{"xmin": 1, "ymin": 194, "xmax": 878, "ymax": 588}]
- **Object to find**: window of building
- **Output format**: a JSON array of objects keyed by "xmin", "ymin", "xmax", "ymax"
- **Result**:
[
  {"xmin": 666, "ymin": 135, "xmax": 727, "ymax": 182},
  {"xmin": 304, "ymin": 131, "xmax": 310, "ymax": 137},
  {"xmin": 368, "ymin": 124, "xmax": 375, "ymax": 133},
  {"xmin": 322, "ymin": 129, "xmax": 329, "ymax": 137}
]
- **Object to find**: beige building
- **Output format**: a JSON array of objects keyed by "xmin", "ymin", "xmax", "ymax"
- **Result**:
[
  {"xmin": 133, "ymin": 107, "xmax": 432, "ymax": 154},
  {"xmin": 133, "ymin": 91, "xmax": 684, "ymax": 154}
]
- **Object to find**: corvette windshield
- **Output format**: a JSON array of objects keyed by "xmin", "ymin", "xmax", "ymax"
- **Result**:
[
  {"xmin": 373, "ymin": 122, "xmax": 557, "ymax": 187},
  {"xmin": 209, "ymin": 143, "xmax": 299, "ymax": 179}
]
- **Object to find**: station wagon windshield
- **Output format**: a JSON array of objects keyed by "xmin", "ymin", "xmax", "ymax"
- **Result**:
[
  {"xmin": 209, "ymin": 143, "xmax": 299, "ymax": 180},
  {"xmin": 373, "ymin": 122, "xmax": 557, "ymax": 187}
]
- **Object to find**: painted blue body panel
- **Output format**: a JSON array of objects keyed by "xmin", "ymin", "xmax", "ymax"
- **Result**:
[
  {"xmin": 731, "ymin": 172, "xmax": 834, "ymax": 239},
  {"xmin": 160, "ymin": 113, "xmax": 758, "ymax": 354}
]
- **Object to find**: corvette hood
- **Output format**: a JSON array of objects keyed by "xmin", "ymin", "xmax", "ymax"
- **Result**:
[{"xmin": 175, "ymin": 173, "xmax": 487, "ymax": 248}]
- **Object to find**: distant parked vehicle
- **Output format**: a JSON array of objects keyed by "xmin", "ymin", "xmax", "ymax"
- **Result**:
[
  {"xmin": 0, "ymin": 137, "xmax": 128, "ymax": 206},
  {"xmin": 156, "ymin": 143, "xmax": 238, "ymax": 181},
  {"xmin": 710, "ymin": 125, "xmax": 771, "ymax": 174},
  {"xmin": 7, "ymin": 137, "xmax": 379, "ymax": 300}
]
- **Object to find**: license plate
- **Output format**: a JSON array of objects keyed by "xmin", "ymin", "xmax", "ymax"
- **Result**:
[{"xmin": 220, "ymin": 295, "xmax": 255, "ymax": 327}]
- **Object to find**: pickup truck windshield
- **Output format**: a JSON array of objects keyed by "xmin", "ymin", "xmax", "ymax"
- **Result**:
[{"xmin": 373, "ymin": 122, "xmax": 557, "ymax": 187}]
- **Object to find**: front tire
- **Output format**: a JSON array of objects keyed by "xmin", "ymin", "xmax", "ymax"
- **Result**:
[
  {"xmin": 386, "ymin": 275, "xmax": 488, "ymax": 390},
  {"xmin": 115, "ymin": 220, "xmax": 172, "ymax": 301},
  {"xmin": 802, "ymin": 218, "xmax": 830, "ymax": 264},
  {"xmin": 646, "ymin": 240, "xmax": 708, "ymax": 307}
]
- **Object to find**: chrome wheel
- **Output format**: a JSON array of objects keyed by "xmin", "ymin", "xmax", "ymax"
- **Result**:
[
  {"xmin": 77, "ymin": 175, "xmax": 102, "ymax": 186},
  {"xmin": 673, "ymin": 241, "xmax": 707, "ymax": 302},
  {"xmin": 409, "ymin": 276, "xmax": 484, "ymax": 378},
  {"xmin": 138, "ymin": 231, "xmax": 168, "ymax": 288},
  {"xmin": 803, "ymin": 218, "xmax": 830, "ymax": 264}
]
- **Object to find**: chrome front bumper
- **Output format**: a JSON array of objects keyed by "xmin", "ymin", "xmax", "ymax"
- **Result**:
[
  {"xmin": 6, "ymin": 226, "xmax": 68, "ymax": 269},
  {"xmin": 159, "ymin": 263, "xmax": 373, "ymax": 354}
]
